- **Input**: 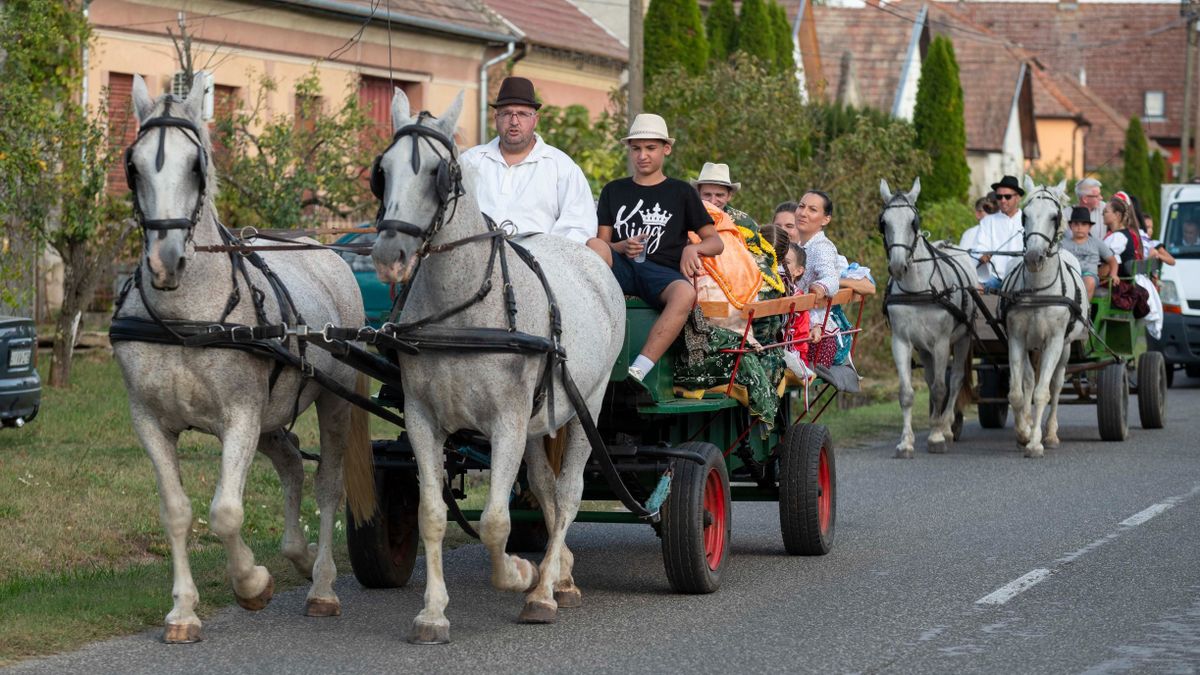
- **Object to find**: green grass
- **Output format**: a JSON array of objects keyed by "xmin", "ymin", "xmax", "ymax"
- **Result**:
[{"xmin": 822, "ymin": 387, "xmax": 932, "ymax": 449}]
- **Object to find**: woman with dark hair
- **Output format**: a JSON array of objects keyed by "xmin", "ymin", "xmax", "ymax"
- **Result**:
[
  {"xmin": 1102, "ymin": 196, "xmax": 1144, "ymax": 278},
  {"xmin": 974, "ymin": 193, "xmax": 999, "ymax": 221},
  {"xmin": 792, "ymin": 191, "xmax": 840, "ymax": 301}
]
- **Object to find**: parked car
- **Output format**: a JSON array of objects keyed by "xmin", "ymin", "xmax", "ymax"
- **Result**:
[
  {"xmin": 0, "ymin": 316, "xmax": 41, "ymax": 428},
  {"xmin": 334, "ymin": 227, "xmax": 392, "ymax": 327},
  {"xmin": 1153, "ymin": 184, "xmax": 1200, "ymax": 385}
]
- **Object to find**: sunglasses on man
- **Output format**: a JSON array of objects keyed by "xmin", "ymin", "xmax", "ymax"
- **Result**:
[{"xmin": 995, "ymin": 193, "xmax": 1019, "ymax": 201}]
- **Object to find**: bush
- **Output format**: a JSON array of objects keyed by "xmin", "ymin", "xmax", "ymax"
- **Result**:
[
  {"xmin": 921, "ymin": 199, "xmax": 976, "ymax": 244},
  {"xmin": 705, "ymin": 0, "xmax": 737, "ymax": 64},
  {"xmin": 536, "ymin": 103, "xmax": 624, "ymax": 197},
  {"xmin": 734, "ymin": 0, "xmax": 775, "ymax": 67}
]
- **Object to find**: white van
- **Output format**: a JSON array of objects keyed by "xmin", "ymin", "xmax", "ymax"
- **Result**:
[{"xmin": 1152, "ymin": 183, "xmax": 1200, "ymax": 383}]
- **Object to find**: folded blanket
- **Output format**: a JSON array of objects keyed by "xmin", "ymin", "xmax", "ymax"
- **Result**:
[{"xmin": 691, "ymin": 202, "xmax": 762, "ymax": 309}]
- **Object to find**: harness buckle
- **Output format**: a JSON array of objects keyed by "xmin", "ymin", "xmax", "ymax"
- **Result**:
[
  {"xmin": 322, "ymin": 322, "xmax": 335, "ymax": 342},
  {"xmin": 239, "ymin": 226, "xmax": 259, "ymax": 242},
  {"xmin": 229, "ymin": 325, "xmax": 253, "ymax": 342},
  {"xmin": 356, "ymin": 326, "xmax": 377, "ymax": 343},
  {"xmin": 300, "ymin": 359, "xmax": 315, "ymax": 378},
  {"xmin": 289, "ymin": 323, "xmax": 311, "ymax": 337}
]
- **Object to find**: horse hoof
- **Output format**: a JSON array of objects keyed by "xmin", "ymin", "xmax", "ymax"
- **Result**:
[
  {"xmin": 554, "ymin": 587, "xmax": 582, "ymax": 608},
  {"xmin": 162, "ymin": 622, "xmax": 202, "ymax": 644},
  {"xmin": 305, "ymin": 598, "xmax": 341, "ymax": 617},
  {"xmin": 1044, "ymin": 438, "xmax": 1061, "ymax": 449},
  {"xmin": 518, "ymin": 600, "xmax": 558, "ymax": 624},
  {"xmin": 1024, "ymin": 447, "xmax": 1045, "ymax": 459},
  {"xmin": 927, "ymin": 440, "xmax": 947, "ymax": 454},
  {"xmin": 894, "ymin": 448, "xmax": 914, "ymax": 459},
  {"xmin": 235, "ymin": 576, "xmax": 275, "ymax": 612},
  {"xmin": 409, "ymin": 618, "xmax": 451, "ymax": 645}
]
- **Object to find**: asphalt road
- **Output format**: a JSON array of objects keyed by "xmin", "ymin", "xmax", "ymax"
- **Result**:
[{"xmin": 9, "ymin": 379, "xmax": 1200, "ymax": 674}]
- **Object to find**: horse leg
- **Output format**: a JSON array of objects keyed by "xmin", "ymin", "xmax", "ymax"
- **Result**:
[
  {"xmin": 1027, "ymin": 338, "xmax": 1067, "ymax": 458},
  {"xmin": 303, "ymin": 391, "xmax": 352, "ymax": 617},
  {"xmin": 925, "ymin": 338, "xmax": 950, "ymax": 454},
  {"xmin": 405, "ymin": 402, "xmax": 452, "ymax": 644},
  {"xmin": 523, "ymin": 436, "xmax": 581, "ymax": 608},
  {"xmin": 209, "ymin": 415, "xmax": 274, "ymax": 611},
  {"xmin": 1043, "ymin": 346, "xmax": 1070, "ymax": 450},
  {"xmin": 479, "ymin": 420, "xmax": 541, "ymax": 596},
  {"xmin": 131, "ymin": 412, "xmax": 199, "ymax": 643},
  {"xmin": 892, "ymin": 336, "xmax": 917, "ymax": 459},
  {"xmin": 256, "ymin": 430, "xmax": 315, "ymax": 580},
  {"xmin": 944, "ymin": 334, "xmax": 971, "ymax": 444},
  {"xmin": 522, "ymin": 418, "xmax": 590, "ymax": 623},
  {"xmin": 1007, "ymin": 335, "xmax": 1030, "ymax": 447}
]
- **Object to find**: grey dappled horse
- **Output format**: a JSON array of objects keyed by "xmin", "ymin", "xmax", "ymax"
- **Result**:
[
  {"xmin": 1000, "ymin": 177, "xmax": 1087, "ymax": 458},
  {"xmin": 880, "ymin": 178, "xmax": 977, "ymax": 457},
  {"xmin": 363, "ymin": 90, "xmax": 625, "ymax": 643},
  {"xmin": 114, "ymin": 74, "xmax": 369, "ymax": 642}
]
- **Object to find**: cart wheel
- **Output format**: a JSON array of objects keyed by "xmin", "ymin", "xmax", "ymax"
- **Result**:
[
  {"xmin": 347, "ymin": 468, "xmax": 419, "ymax": 589},
  {"xmin": 1097, "ymin": 362, "xmax": 1129, "ymax": 442},
  {"xmin": 660, "ymin": 441, "xmax": 730, "ymax": 594},
  {"xmin": 1136, "ymin": 351, "xmax": 1167, "ymax": 430},
  {"xmin": 779, "ymin": 423, "xmax": 836, "ymax": 556},
  {"xmin": 978, "ymin": 368, "xmax": 1009, "ymax": 429}
]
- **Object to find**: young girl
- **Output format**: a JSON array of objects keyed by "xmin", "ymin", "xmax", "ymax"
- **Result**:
[{"xmin": 782, "ymin": 243, "xmax": 813, "ymax": 378}]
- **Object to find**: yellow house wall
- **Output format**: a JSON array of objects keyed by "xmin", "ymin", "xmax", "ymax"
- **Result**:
[
  {"xmin": 1030, "ymin": 118, "xmax": 1086, "ymax": 179},
  {"xmin": 510, "ymin": 50, "xmax": 622, "ymax": 117}
]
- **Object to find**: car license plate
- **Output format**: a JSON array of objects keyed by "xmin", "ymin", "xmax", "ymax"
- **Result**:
[{"xmin": 8, "ymin": 348, "xmax": 31, "ymax": 368}]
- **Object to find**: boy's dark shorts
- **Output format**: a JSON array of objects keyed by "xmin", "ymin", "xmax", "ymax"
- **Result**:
[{"xmin": 610, "ymin": 254, "xmax": 687, "ymax": 310}]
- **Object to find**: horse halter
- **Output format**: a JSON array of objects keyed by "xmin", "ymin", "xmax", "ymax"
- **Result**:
[
  {"xmin": 879, "ymin": 197, "xmax": 922, "ymax": 258},
  {"xmin": 372, "ymin": 112, "xmax": 463, "ymax": 243},
  {"xmin": 123, "ymin": 98, "xmax": 209, "ymax": 236},
  {"xmin": 1021, "ymin": 189, "xmax": 1064, "ymax": 259}
]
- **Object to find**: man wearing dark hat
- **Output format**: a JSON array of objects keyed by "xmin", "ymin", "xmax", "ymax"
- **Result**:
[
  {"xmin": 1062, "ymin": 205, "xmax": 1117, "ymax": 299},
  {"xmin": 459, "ymin": 76, "xmax": 596, "ymax": 245},
  {"xmin": 972, "ymin": 175, "xmax": 1025, "ymax": 286}
]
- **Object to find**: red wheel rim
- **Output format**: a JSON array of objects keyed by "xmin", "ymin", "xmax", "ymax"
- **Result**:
[
  {"xmin": 818, "ymin": 446, "xmax": 832, "ymax": 535},
  {"xmin": 702, "ymin": 467, "xmax": 727, "ymax": 571}
]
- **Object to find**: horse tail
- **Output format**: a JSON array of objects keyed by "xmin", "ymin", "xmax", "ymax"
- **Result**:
[
  {"xmin": 343, "ymin": 373, "xmax": 377, "ymax": 522},
  {"xmin": 543, "ymin": 428, "xmax": 568, "ymax": 476},
  {"xmin": 958, "ymin": 343, "xmax": 977, "ymax": 408}
]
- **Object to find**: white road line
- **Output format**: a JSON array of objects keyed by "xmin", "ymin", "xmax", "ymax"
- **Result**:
[
  {"xmin": 975, "ymin": 569, "xmax": 1052, "ymax": 605},
  {"xmin": 975, "ymin": 483, "xmax": 1200, "ymax": 607}
]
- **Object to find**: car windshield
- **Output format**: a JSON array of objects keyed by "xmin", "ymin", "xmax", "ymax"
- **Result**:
[
  {"xmin": 1164, "ymin": 201, "xmax": 1200, "ymax": 258},
  {"xmin": 338, "ymin": 232, "xmax": 378, "ymax": 272}
]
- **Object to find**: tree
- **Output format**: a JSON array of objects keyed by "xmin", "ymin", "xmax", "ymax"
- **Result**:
[
  {"xmin": 705, "ymin": 0, "xmax": 737, "ymax": 64},
  {"xmin": 0, "ymin": 0, "xmax": 133, "ymax": 385},
  {"xmin": 912, "ymin": 36, "xmax": 970, "ymax": 205},
  {"xmin": 1148, "ymin": 149, "xmax": 1166, "ymax": 224},
  {"xmin": 536, "ymin": 104, "xmax": 624, "ymax": 197},
  {"xmin": 770, "ymin": 1, "xmax": 794, "ymax": 76},
  {"xmin": 734, "ymin": 0, "xmax": 775, "ymax": 67},
  {"xmin": 1121, "ymin": 116, "xmax": 1152, "ymax": 216},
  {"xmin": 644, "ymin": 0, "xmax": 708, "ymax": 83},
  {"xmin": 212, "ymin": 72, "xmax": 376, "ymax": 229}
]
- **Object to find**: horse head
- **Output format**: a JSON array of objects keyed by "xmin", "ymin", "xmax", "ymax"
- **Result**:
[
  {"xmin": 370, "ymin": 89, "xmax": 465, "ymax": 285},
  {"xmin": 1020, "ymin": 175, "xmax": 1069, "ymax": 270},
  {"xmin": 879, "ymin": 177, "xmax": 922, "ymax": 278},
  {"xmin": 127, "ymin": 73, "xmax": 213, "ymax": 291}
]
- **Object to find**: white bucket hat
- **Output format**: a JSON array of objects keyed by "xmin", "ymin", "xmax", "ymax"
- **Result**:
[
  {"xmin": 621, "ymin": 113, "xmax": 675, "ymax": 145},
  {"xmin": 690, "ymin": 162, "xmax": 740, "ymax": 192}
]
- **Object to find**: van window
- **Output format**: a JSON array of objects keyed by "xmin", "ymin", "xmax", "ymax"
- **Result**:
[{"xmin": 1165, "ymin": 201, "xmax": 1200, "ymax": 257}]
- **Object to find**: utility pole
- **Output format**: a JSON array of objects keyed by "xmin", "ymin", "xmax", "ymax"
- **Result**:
[
  {"xmin": 629, "ymin": 0, "xmax": 644, "ymax": 121},
  {"xmin": 1181, "ymin": 4, "xmax": 1196, "ymax": 179}
]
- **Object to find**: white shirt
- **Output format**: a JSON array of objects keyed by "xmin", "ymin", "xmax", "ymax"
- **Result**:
[
  {"xmin": 959, "ymin": 224, "xmax": 985, "ymax": 278},
  {"xmin": 974, "ymin": 210, "xmax": 1024, "ymax": 281},
  {"xmin": 459, "ymin": 134, "xmax": 597, "ymax": 245}
]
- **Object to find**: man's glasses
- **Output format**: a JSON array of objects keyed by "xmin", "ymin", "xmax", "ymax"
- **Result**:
[
  {"xmin": 995, "ymin": 193, "xmax": 1018, "ymax": 201},
  {"xmin": 495, "ymin": 110, "xmax": 535, "ymax": 121}
]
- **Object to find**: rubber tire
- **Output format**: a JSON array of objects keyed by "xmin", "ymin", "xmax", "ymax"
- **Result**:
[
  {"xmin": 1165, "ymin": 362, "xmax": 1175, "ymax": 389},
  {"xmin": 1097, "ymin": 362, "xmax": 1129, "ymax": 442},
  {"xmin": 660, "ymin": 441, "xmax": 730, "ymax": 594},
  {"xmin": 1136, "ymin": 351, "xmax": 1167, "ymax": 430},
  {"xmin": 978, "ymin": 368, "xmax": 1009, "ymax": 429},
  {"xmin": 779, "ymin": 423, "xmax": 836, "ymax": 556},
  {"xmin": 346, "ymin": 468, "xmax": 420, "ymax": 589}
]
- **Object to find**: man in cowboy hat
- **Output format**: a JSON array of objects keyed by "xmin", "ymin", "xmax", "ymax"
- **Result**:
[
  {"xmin": 459, "ymin": 76, "xmax": 597, "ymax": 245},
  {"xmin": 1061, "ymin": 205, "xmax": 1117, "ymax": 299},
  {"xmin": 971, "ymin": 175, "xmax": 1026, "ymax": 285},
  {"xmin": 692, "ymin": 161, "xmax": 785, "ymax": 301},
  {"xmin": 586, "ymin": 113, "xmax": 722, "ymax": 381},
  {"xmin": 691, "ymin": 162, "xmax": 741, "ymax": 210}
]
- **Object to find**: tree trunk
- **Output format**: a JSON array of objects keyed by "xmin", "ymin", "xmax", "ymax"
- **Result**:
[{"xmin": 47, "ymin": 235, "xmax": 111, "ymax": 387}]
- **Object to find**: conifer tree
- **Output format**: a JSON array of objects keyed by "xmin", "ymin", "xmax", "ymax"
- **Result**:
[
  {"xmin": 644, "ymin": 0, "xmax": 708, "ymax": 82},
  {"xmin": 734, "ymin": 0, "xmax": 775, "ymax": 67},
  {"xmin": 770, "ymin": 1, "xmax": 794, "ymax": 75},
  {"xmin": 706, "ymin": 0, "xmax": 737, "ymax": 64},
  {"xmin": 1122, "ymin": 117, "xmax": 1152, "ymax": 214},
  {"xmin": 911, "ymin": 36, "xmax": 970, "ymax": 204}
]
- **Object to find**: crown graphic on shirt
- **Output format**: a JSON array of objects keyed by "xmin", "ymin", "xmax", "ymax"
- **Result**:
[{"xmin": 639, "ymin": 203, "xmax": 672, "ymax": 228}]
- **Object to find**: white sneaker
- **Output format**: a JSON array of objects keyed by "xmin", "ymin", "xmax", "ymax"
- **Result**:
[{"xmin": 628, "ymin": 365, "xmax": 646, "ymax": 382}]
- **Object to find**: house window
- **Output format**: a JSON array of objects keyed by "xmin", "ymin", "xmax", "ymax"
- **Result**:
[
  {"xmin": 1144, "ymin": 91, "xmax": 1166, "ymax": 121},
  {"xmin": 358, "ymin": 76, "xmax": 422, "ymax": 146}
]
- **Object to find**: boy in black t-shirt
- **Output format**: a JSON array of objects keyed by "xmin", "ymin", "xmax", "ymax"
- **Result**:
[{"xmin": 585, "ymin": 113, "xmax": 723, "ymax": 381}]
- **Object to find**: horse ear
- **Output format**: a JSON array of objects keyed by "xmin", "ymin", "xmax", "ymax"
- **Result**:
[
  {"xmin": 1054, "ymin": 178, "xmax": 1068, "ymax": 196},
  {"xmin": 1023, "ymin": 174, "xmax": 1037, "ymax": 194},
  {"xmin": 391, "ymin": 88, "xmax": 412, "ymax": 131},
  {"xmin": 909, "ymin": 177, "xmax": 921, "ymax": 203},
  {"xmin": 132, "ymin": 74, "xmax": 155, "ymax": 123},
  {"xmin": 438, "ymin": 91, "xmax": 465, "ymax": 136},
  {"xmin": 184, "ymin": 72, "xmax": 207, "ymax": 118},
  {"xmin": 880, "ymin": 179, "xmax": 893, "ymax": 203}
]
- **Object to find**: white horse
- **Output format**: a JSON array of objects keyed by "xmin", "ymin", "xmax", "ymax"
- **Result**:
[
  {"xmin": 1001, "ymin": 177, "xmax": 1088, "ymax": 458},
  {"xmin": 880, "ymin": 178, "xmax": 977, "ymax": 457},
  {"xmin": 360, "ymin": 90, "xmax": 625, "ymax": 643},
  {"xmin": 112, "ymin": 74, "xmax": 369, "ymax": 641}
]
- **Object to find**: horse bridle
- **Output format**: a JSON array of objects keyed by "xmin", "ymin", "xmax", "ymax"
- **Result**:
[
  {"xmin": 123, "ymin": 98, "xmax": 208, "ymax": 238},
  {"xmin": 1021, "ymin": 188, "xmax": 1064, "ymax": 260},
  {"xmin": 879, "ymin": 196, "xmax": 922, "ymax": 260},
  {"xmin": 372, "ymin": 112, "xmax": 464, "ymax": 248}
]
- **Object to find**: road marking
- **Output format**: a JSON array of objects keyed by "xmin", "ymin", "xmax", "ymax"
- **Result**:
[
  {"xmin": 976, "ymin": 483, "xmax": 1200, "ymax": 607},
  {"xmin": 975, "ymin": 569, "xmax": 1051, "ymax": 605}
]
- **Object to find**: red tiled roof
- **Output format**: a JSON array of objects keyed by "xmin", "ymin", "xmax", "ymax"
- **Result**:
[
  {"xmin": 809, "ymin": 4, "xmax": 913, "ymax": 113},
  {"xmin": 309, "ymin": 0, "xmax": 513, "ymax": 40},
  {"xmin": 1031, "ymin": 65, "xmax": 1084, "ymax": 119},
  {"xmin": 484, "ymin": 0, "xmax": 627, "ymax": 62},
  {"xmin": 941, "ymin": 2, "xmax": 1186, "ymax": 146}
]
